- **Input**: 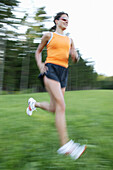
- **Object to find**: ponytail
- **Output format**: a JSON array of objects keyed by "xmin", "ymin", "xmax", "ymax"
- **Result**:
[{"xmin": 50, "ymin": 25, "xmax": 56, "ymax": 32}]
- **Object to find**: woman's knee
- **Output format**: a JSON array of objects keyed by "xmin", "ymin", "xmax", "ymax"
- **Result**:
[
  {"xmin": 49, "ymin": 105, "xmax": 55, "ymax": 113},
  {"xmin": 49, "ymin": 100, "xmax": 65, "ymax": 113},
  {"xmin": 56, "ymin": 99, "xmax": 65, "ymax": 113},
  {"xmin": 49, "ymin": 98, "xmax": 55, "ymax": 113}
]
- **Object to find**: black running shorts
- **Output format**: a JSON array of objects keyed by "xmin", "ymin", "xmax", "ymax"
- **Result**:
[{"xmin": 38, "ymin": 63, "xmax": 68, "ymax": 88}]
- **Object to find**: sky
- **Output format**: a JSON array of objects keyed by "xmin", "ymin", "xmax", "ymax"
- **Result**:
[{"xmin": 19, "ymin": 0, "xmax": 113, "ymax": 76}]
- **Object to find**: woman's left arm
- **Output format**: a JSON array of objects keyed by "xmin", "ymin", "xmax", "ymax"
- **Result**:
[{"xmin": 70, "ymin": 38, "xmax": 79, "ymax": 63}]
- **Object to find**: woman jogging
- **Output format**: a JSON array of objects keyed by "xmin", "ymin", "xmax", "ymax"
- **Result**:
[{"xmin": 26, "ymin": 12, "xmax": 86, "ymax": 160}]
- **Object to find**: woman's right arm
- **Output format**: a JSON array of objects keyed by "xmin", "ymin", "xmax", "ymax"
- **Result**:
[
  {"xmin": 70, "ymin": 38, "xmax": 79, "ymax": 63},
  {"xmin": 35, "ymin": 33, "xmax": 51, "ymax": 73}
]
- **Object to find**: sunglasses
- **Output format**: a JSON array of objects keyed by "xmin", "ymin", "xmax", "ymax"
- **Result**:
[{"xmin": 59, "ymin": 17, "xmax": 69, "ymax": 22}]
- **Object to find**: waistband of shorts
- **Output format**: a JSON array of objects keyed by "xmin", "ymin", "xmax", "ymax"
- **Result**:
[{"xmin": 45, "ymin": 63, "xmax": 68, "ymax": 69}]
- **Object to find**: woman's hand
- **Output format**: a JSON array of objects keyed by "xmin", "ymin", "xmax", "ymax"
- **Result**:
[{"xmin": 39, "ymin": 63, "xmax": 48, "ymax": 74}]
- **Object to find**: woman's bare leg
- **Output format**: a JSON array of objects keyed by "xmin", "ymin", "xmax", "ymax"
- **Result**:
[
  {"xmin": 35, "ymin": 81, "xmax": 65, "ymax": 113},
  {"xmin": 35, "ymin": 93, "xmax": 55, "ymax": 113},
  {"xmin": 44, "ymin": 76, "xmax": 69, "ymax": 146}
]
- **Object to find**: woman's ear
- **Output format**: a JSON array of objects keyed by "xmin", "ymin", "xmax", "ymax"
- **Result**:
[{"xmin": 55, "ymin": 19, "xmax": 58, "ymax": 25}]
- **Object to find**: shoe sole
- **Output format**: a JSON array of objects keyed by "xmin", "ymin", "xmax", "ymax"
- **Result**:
[
  {"xmin": 70, "ymin": 144, "xmax": 87, "ymax": 160},
  {"xmin": 75, "ymin": 145, "xmax": 87, "ymax": 160}
]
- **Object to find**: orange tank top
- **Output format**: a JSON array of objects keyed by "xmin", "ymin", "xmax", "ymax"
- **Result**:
[{"xmin": 45, "ymin": 32, "xmax": 70, "ymax": 68}]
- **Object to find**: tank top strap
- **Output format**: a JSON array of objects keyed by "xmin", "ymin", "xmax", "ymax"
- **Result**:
[{"xmin": 47, "ymin": 32, "xmax": 53, "ymax": 45}]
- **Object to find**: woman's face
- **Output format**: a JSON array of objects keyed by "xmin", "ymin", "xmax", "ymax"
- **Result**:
[{"xmin": 56, "ymin": 14, "xmax": 69, "ymax": 30}]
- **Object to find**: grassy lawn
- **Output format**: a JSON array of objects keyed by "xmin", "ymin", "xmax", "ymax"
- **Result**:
[{"xmin": 0, "ymin": 90, "xmax": 113, "ymax": 170}]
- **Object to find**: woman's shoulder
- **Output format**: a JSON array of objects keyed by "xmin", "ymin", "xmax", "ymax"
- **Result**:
[{"xmin": 43, "ymin": 32, "xmax": 52, "ymax": 39}]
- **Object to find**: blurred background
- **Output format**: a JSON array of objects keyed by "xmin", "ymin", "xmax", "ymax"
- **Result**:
[
  {"xmin": 0, "ymin": 1, "xmax": 113, "ymax": 169},
  {"xmin": 0, "ymin": 0, "xmax": 113, "ymax": 94}
]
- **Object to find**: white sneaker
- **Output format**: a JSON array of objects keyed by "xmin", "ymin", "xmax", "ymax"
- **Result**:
[
  {"xmin": 57, "ymin": 140, "xmax": 74, "ymax": 155},
  {"xmin": 70, "ymin": 143, "xmax": 86, "ymax": 160},
  {"xmin": 26, "ymin": 98, "xmax": 36, "ymax": 116},
  {"xmin": 57, "ymin": 140, "xmax": 86, "ymax": 160}
]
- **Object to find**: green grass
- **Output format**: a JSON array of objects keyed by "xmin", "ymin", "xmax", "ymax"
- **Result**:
[{"xmin": 0, "ymin": 90, "xmax": 113, "ymax": 170}]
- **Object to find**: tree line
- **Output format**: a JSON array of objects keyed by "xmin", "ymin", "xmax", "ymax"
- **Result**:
[{"xmin": 0, "ymin": 0, "xmax": 112, "ymax": 94}]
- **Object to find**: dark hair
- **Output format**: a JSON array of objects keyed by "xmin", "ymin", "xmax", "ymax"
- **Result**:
[{"xmin": 50, "ymin": 12, "xmax": 69, "ymax": 31}]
